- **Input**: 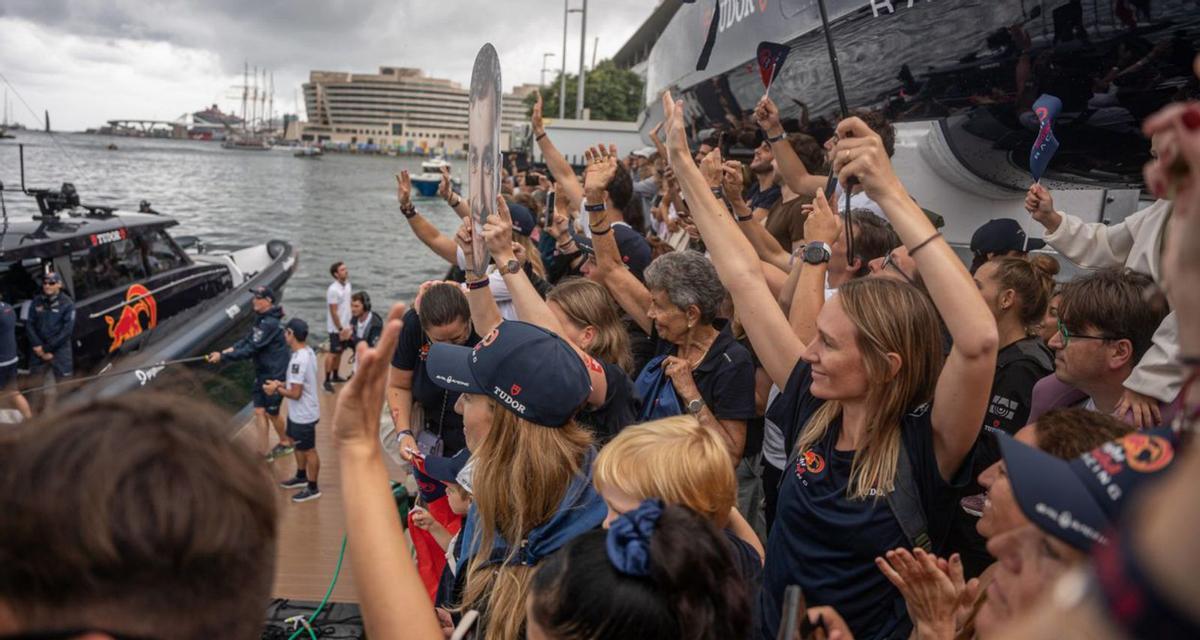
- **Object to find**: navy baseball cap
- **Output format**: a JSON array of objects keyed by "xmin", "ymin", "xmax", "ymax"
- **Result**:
[
  {"xmin": 1000, "ymin": 427, "xmax": 1180, "ymax": 552},
  {"xmin": 572, "ymin": 234, "xmax": 595, "ymax": 257},
  {"xmin": 424, "ymin": 448, "xmax": 471, "ymax": 485},
  {"xmin": 425, "ymin": 320, "xmax": 591, "ymax": 427},
  {"xmin": 613, "ymin": 225, "xmax": 651, "ymax": 281},
  {"xmin": 285, "ymin": 317, "xmax": 309, "ymax": 341},
  {"xmin": 251, "ymin": 285, "xmax": 276, "ymax": 302},
  {"xmin": 507, "ymin": 202, "xmax": 536, "ymax": 237},
  {"xmin": 43, "ymin": 272, "xmax": 63, "ymax": 284},
  {"xmin": 970, "ymin": 218, "xmax": 1046, "ymax": 257}
]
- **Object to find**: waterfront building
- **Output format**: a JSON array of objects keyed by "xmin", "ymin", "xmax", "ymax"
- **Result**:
[{"xmin": 299, "ymin": 67, "xmax": 536, "ymax": 154}]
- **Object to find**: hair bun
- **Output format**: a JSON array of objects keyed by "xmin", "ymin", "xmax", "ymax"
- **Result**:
[{"xmin": 1028, "ymin": 253, "xmax": 1061, "ymax": 278}]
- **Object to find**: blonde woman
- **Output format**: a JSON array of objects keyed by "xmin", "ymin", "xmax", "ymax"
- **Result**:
[
  {"xmin": 593, "ymin": 416, "xmax": 764, "ymax": 578},
  {"xmin": 652, "ymin": 92, "xmax": 998, "ymax": 639}
]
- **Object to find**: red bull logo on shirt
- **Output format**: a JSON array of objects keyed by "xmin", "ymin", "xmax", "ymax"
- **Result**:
[{"xmin": 105, "ymin": 284, "xmax": 158, "ymax": 352}]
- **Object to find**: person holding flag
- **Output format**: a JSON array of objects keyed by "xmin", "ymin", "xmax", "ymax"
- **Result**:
[{"xmin": 1024, "ymin": 129, "xmax": 1179, "ymax": 427}]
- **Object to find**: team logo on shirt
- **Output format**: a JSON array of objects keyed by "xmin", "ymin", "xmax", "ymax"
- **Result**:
[
  {"xmin": 291, "ymin": 363, "xmax": 300, "ymax": 374},
  {"xmin": 794, "ymin": 449, "xmax": 826, "ymax": 478}
]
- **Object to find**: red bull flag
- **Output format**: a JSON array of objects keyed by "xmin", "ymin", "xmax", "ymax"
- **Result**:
[
  {"xmin": 757, "ymin": 41, "xmax": 791, "ymax": 95},
  {"xmin": 1030, "ymin": 94, "xmax": 1062, "ymax": 182}
]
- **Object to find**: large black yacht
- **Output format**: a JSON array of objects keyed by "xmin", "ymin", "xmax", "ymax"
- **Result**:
[{"xmin": 0, "ymin": 154, "xmax": 296, "ymax": 408}]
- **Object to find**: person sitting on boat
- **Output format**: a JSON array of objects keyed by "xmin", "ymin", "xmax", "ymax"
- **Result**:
[
  {"xmin": 206, "ymin": 285, "xmax": 294, "ymax": 461},
  {"xmin": 26, "ymin": 272, "xmax": 76, "ymax": 382}
]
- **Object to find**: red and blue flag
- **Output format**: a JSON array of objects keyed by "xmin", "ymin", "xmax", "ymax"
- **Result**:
[
  {"xmin": 1030, "ymin": 94, "xmax": 1062, "ymax": 182},
  {"xmin": 757, "ymin": 42, "xmax": 791, "ymax": 91}
]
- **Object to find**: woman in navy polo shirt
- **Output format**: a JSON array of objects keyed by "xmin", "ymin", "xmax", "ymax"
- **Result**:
[{"xmin": 656, "ymin": 93, "xmax": 998, "ymax": 639}]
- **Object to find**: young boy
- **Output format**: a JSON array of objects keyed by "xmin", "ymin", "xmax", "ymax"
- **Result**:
[
  {"xmin": 409, "ymin": 448, "xmax": 470, "ymax": 602},
  {"xmin": 265, "ymin": 318, "xmax": 323, "ymax": 503}
]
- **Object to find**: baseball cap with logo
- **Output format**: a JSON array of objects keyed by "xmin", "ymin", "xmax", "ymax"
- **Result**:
[
  {"xmin": 425, "ymin": 320, "xmax": 591, "ymax": 428},
  {"xmin": 284, "ymin": 317, "xmax": 309, "ymax": 341},
  {"xmin": 251, "ymin": 285, "xmax": 276, "ymax": 302},
  {"xmin": 1000, "ymin": 427, "xmax": 1180, "ymax": 552},
  {"xmin": 970, "ymin": 218, "xmax": 1046, "ymax": 258}
]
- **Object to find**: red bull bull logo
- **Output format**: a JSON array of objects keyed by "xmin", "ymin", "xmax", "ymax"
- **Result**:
[{"xmin": 105, "ymin": 284, "xmax": 158, "ymax": 352}]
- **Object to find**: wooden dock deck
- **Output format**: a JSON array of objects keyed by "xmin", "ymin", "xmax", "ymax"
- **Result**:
[{"xmin": 233, "ymin": 354, "xmax": 407, "ymax": 604}]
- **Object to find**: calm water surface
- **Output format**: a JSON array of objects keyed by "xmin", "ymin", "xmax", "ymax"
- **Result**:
[{"xmin": 1, "ymin": 131, "xmax": 466, "ymax": 327}]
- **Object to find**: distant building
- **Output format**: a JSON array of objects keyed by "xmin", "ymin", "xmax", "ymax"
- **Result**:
[
  {"xmin": 299, "ymin": 67, "xmax": 534, "ymax": 153},
  {"xmin": 189, "ymin": 104, "xmax": 243, "ymax": 141},
  {"xmin": 611, "ymin": 0, "xmax": 683, "ymax": 83}
]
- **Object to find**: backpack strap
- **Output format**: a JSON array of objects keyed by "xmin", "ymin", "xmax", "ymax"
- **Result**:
[{"xmin": 887, "ymin": 442, "xmax": 932, "ymax": 551}]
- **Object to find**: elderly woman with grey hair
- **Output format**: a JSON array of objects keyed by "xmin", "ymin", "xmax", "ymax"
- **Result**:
[{"xmin": 588, "ymin": 188, "xmax": 756, "ymax": 463}]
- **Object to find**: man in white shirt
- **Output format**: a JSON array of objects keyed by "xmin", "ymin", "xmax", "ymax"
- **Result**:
[
  {"xmin": 265, "ymin": 318, "xmax": 323, "ymax": 503},
  {"xmin": 324, "ymin": 261, "xmax": 353, "ymax": 392}
]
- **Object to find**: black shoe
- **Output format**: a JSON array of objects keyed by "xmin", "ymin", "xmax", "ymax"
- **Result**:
[
  {"xmin": 331, "ymin": 373, "xmax": 346, "ymax": 383},
  {"xmin": 323, "ymin": 380, "xmax": 335, "ymax": 393},
  {"xmin": 280, "ymin": 475, "xmax": 308, "ymax": 489},
  {"xmin": 292, "ymin": 487, "xmax": 322, "ymax": 502}
]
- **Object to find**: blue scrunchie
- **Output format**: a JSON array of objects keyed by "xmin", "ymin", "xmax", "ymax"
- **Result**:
[{"xmin": 605, "ymin": 498, "xmax": 665, "ymax": 577}]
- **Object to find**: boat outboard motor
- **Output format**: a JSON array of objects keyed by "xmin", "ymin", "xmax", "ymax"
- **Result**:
[{"xmin": 138, "ymin": 200, "xmax": 160, "ymax": 215}]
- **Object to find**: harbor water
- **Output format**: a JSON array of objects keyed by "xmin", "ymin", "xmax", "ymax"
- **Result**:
[{"xmin": 1, "ymin": 131, "xmax": 467, "ymax": 328}]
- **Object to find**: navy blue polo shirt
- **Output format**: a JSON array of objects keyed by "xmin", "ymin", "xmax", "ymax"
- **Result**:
[
  {"xmin": 391, "ymin": 308, "xmax": 479, "ymax": 456},
  {"xmin": 650, "ymin": 324, "xmax": 757, "ymax": 423},
  {"xmin": 760, "ymin": 361, "xmax": 971, "ymax": 640}
]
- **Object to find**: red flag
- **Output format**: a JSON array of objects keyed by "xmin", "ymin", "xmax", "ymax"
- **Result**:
[{"xmin": 757, "ymin": 42, "xmax": 791, "ymax": 91}]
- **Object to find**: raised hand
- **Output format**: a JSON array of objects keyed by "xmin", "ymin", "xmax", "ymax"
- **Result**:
[
  {"xmin": 454, "ymin": 219, "xmax": 480, "ymax": 275},
  {"xmin": 661, "ymin": 92, "xmax": 690, "ymax": 160},
  {"xmin": 804, "ymin": 186, "xmax": 842, "ymax": 246},
  {"xmin": 699, "ymin": 147, "xmax": 724, "ymax": 188},
  {"xmin": 583, "ymin": 144, "xmax": 619, "ymax": 197},
  {"xmin": 483, "ymin": 195, "xmax": 517, "ymax": 260},
  {"xmin": 721, "ymin": 161, "xmax": 745, "ymax": 201},
  {"xmin": 754, "ymin": 95, "xmax": 783, "ymax": 137},
  {"xmin": 532, "ymin": 89, "xmax": 546, "ymax": 136},
  {"xmin": 1024, "ymin": 184, "xmax": 1061, "ymax": 233},
  {"xmin": 830, "ymin": 117, "xmax": 904, "ymax": 202},
  {"xmin": 438, "ymin": 166, "xmax": 452, "ymax": 200},
  {"xmin": 332, "ymin": 303, "xmax": 406, "ymax": 453},
  {"xmin": 395, "ymin": 170, "xmax": 412, "ymax": 207}
]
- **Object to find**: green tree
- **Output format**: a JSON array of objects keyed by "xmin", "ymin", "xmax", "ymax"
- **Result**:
[{"xmin": 526, "ymin": 60, "xmax": 644, "ymax": 122}]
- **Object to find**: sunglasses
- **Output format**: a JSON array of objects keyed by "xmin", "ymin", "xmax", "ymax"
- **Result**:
[
  {"xmin": 1055, "ymin": 319, "xmax": 1122, "ymax": 347},
  {"xmin": 882, "ymin": 251, "xmax": 916, "ymax": 287}
]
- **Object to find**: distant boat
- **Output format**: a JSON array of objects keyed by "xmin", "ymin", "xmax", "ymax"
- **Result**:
[
  {"xmin": 411, "ymin": 156, "xmax": 459, "ymax": 197},
  {"xmin": 293, "ymin": 146, "xmax": 323, "ymax": 158},
  {"xmin": 221, "ymin": 133, "xmax": 270, "ymax": 151}
]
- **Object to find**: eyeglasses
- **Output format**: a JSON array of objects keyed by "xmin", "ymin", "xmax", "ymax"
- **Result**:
[
  {"xmin": 882, "ymin": 251, "xmax": 916, "ymax": 287},
  {"xmin": 1056, "ymin": 319, "xmax": 1121, "ymax": 347}
]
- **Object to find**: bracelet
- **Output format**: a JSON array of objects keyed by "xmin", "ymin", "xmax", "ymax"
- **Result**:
[
  {"xmin": 557, "ymin": 239, "xmax": 575, "ymax": 250},
  {"xmin": 908, "ymin": 231, "xmax": 943, "ymax": 256},
  {"xmin": 584, "ymin": 201, "xmax": 607, "ymax": 213},
  {"xmin": 711, "ymin": 186, "xmax": 725, "ymax": 198},
  {"xmin": 466, "ymin": 277, "xmax": 490, "ymax": 291},
  {"xmin": 448, "ymin": 196, "xmax": 461, "ymax": 207},
  {"xmin": 589, "ymin": 225, "xmax": 612, "ymax": 236},
  {"xmin": 397, "ymin": 429, "xmax": 414, "ymax": 439},
  {"xmin": 766, "ymin": 132, "xmax": 786, "ymax": 144},
  {"xmin": 736, "ymin": 214, "xmax": 754, "ymax": 222},
  {"xmin": 535, "ymin": 132, "xmax": 547, "ymax": 141}
]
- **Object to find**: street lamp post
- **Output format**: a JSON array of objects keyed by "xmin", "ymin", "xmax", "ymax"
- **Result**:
[
  {"xmin": 576, "ymin": 0, "xmax": 588, "ymax": 120},
  {"xmin": 541, "ymin": 52, "xmax": 556, "ymax": 87}
]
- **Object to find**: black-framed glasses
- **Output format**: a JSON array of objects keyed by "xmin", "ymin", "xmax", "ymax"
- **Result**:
[
  {"xmin": 1056, "ymin": 319, "xmax": 1121, "ymax": 347},
  {"xmin": 882, "ymin": 251, "xmax": 916, "ymax": 287}
]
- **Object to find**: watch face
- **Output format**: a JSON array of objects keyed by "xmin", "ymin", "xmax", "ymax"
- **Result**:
[
  {"xmin": 803, "ymin": 244, "xmax": 830, "ymax": 264},
  {"xmin": 506, "ymin": 259, "xmax": 521, "ymax": 274}
]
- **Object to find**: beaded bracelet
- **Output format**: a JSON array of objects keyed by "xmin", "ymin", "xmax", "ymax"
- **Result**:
[{"xmin": 400, "ymin": 203, "xmax": 417, "ymax": 219}]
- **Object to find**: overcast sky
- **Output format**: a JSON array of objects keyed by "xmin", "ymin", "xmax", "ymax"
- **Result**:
[{"xmin": 0, "ymin": 0, "xmax": 660, "ymax": 131}]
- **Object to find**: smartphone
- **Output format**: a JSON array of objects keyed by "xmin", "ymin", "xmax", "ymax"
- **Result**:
[
  {"xmin": 545, "ymin": 191, "xmax": 557, "ymax": 228},
  {"xmin": 778, "ymin": 585, "xmax": 803, "ymax": 640},
  {"xmin": 822, "ymin": 172, "xmax": 839, "ymax": 200}
]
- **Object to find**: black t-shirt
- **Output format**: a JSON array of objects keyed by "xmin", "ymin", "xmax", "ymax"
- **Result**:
[
  {"xmin": 760, "ymin": 361, "xmax": 972, "ymax": 640},
  {"xmin": 0, "ymin": 302, "xmax": 16, "ymax": 365},
  {"xmin": 649, "ymin": 324, "xmax": 757, "ymax": 423},
  {"xmin": 391, "ymin": 308, "xmax": 480, "ymax": 456},
  {"xmin": 576, "ymin": 358, "xmax": 639, "ymax": 445}
]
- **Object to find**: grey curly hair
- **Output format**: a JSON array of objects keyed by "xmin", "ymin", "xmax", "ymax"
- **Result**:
[{"xmin": 643, "ymin": 250, "xmax": 726, "ymax": 324}]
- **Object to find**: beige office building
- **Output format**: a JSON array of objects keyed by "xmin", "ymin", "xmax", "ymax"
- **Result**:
[{"xmin": 299, "ymin": 66, "xmax": 535, "ymax": 153}]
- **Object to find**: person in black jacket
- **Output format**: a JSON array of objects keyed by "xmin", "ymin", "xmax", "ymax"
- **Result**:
[
  {"xmin": 26, "ymin": 272, "xmax": 76, "ymax": 381},
  {"xmin": 206, "ymin": 285, "xmax": 294, "ymax": 460}
]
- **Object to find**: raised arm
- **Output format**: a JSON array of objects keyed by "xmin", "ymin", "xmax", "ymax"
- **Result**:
[
  {"xmin": 660, "ymin": 93, "xmax": 805, "ymax": 388},
  {"xmin": 396, "ymin": 171, "xmax": 458, "ymax": 265},
  {"xmin": 725, "ymin": 161, "xmax": 792, "ymax": 271},
  {"xmin": 332, "ymin": 303, "xmax": 444, "ymax": 640},
  {"xmin": 480, "ymin": 195, "xmax": 608, "ymax": 407},
  {"xmin": 452, "ymin": 221, "xmax": 503, "ymax": 337},
  {"xmin": 755, "ymin": 96, "xmax": 827, "ymax": 198},
  {"xmin": 832, "ymin": 117, "xmax": 998, "ymax": 480},
  {"xmin": 584, "ymin": 146, "xmax": 654, "ymax": 335},
  {"xmin": 788, "ymin": 196, "xmax": 842, "ymax": 345},
  {"xmin": 531, "ymin": 90, "xmax": 585, "ymax": 210},
  {"xmin": 438, "ymin": 166, "xmax": 470, "ymax": 220}
]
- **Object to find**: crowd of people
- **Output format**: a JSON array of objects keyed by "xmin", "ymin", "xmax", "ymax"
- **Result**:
[{"xmin": 3, "ymin": 51, "xmax": 1200, "ymax": 640}]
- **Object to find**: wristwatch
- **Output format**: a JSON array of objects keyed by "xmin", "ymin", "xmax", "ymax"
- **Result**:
[
  {"xmin": 801, "ymin": 241, "xmax": 832, "ymax": 265},
  {"xmin": 502, "ymin": 258, "xmax": 521, "ymax": 275},
  {"xmin": 686, "ymin": 398, "xmax": 705, "ymax": 415}
]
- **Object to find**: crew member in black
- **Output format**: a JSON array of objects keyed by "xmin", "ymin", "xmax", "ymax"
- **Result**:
[
  {"xmin": 0, "ymin": 299, "xmax": 32, "ymax": 419},
  {"xmin": 207, "ymin": 285, "xmax": 294, "ymax": 460},
  {"xmin": 348, "ymin": 291, "xmax": 384, "ymax": 352},
  {"xmin": 26, "ymin": 272, "xmax": 76, "ymax": 381}
]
